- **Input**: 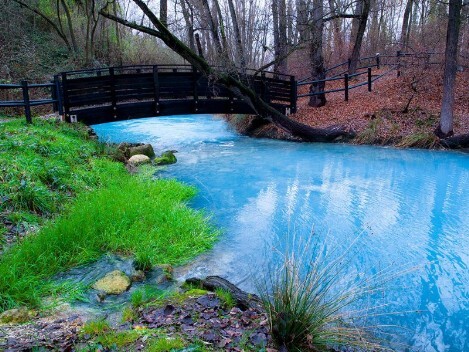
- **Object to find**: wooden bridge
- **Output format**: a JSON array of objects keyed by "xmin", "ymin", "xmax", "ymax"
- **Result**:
[{"xmin": 60, "ymin": 65, "xmax": 297, "ymax": 125}]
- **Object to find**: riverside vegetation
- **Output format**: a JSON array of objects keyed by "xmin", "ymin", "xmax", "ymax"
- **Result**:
[
  {"xmin": 0, "ymin": 117, "xmax": 399, "ymax": 351},
  {"xmin": 0, "ymin": 117, "xmax": 218, "ymax": 310}
]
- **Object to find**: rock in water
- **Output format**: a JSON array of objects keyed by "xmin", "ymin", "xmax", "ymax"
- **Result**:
[
  {"xmin": 154, "ymin": 151, "xmax": 177, "ymax": 165},
  {"xmin": 0, "ymin": 307, "xmax": 34, "ymax": 324},
  {"xmin": 129, "ymin": 144, "xmax": 155, "ymax": 158},
  {"xmin": 92, "ymin": 270, "xmax": 131, "ymax": 295},
  {"xmin": 128, "ymin": 154, "xmax": 150, "ymax": 166}
]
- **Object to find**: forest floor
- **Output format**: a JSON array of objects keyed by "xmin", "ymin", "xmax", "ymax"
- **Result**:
[{"xmin": 291, "ymin": 67, "xmax": 469, "ymax": 148}]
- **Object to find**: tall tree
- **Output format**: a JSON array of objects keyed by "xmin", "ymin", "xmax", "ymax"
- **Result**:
[
  {"xmin": 348, "ymin": 0, "xmax": 370, "ymax": 74},
  {"xmin": 272, "ymin": 0, "xmax": 288, "ymax": 74},
  {"xmin": 308, "ymin": 0, "xmax": 326, "ymax": 107},
  {"xmin": 400, "ymin": 0, "xmax": 413, "ymax": 50},
  {"xmin": 437, "ymin": 0, "xmax": 463, "ymax": 138}
]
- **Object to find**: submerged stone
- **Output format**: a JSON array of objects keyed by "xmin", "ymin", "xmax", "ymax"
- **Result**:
[
  {"xmin": 92, "ymin": 270, "xmax": 131, "ymax": 295},
  {"xmin": 154, "ymin": 151, "xmax": 177, "ymax": 165},
  {"xmin": 128, "ymin": 154, "xmax": 150, "ymax": 166}
]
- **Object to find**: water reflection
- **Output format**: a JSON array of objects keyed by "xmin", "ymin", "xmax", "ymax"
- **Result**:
[{"xmin": 93, "ymin": 115, "xmax": 469, "ymax": 351}]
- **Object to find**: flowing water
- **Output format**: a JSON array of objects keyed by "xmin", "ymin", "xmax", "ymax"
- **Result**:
[{"xmin": 93, "ymin": 115, "xmax": 468, "ymax": 351}]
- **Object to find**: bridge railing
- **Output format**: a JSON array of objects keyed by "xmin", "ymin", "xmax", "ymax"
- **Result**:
[{"xmin": 60, "ymin": 64, "xmax": 297, "ymax": 124}]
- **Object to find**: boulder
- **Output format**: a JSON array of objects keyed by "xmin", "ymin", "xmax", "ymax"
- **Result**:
[
  {"xmin": 92, "ymin": 270, "xmax": 131, "ymax": 295},
  {"xmin": 128, "ymin": 154, "xmax": 150, "ymax": 166},
  {"xmin": 129, "ymin": 144, "xmax": 155, "ymax": 158},
  {"xmin": 0, "ymin": 307, "xmax": 34, "ymax": 324},
  {"xmin": 154, "ymin": 150, "xmax": 177, "ymax": 165},
  {"xmin": 130, "ymin": 270, "xmax": 146, "ymax": 282}
]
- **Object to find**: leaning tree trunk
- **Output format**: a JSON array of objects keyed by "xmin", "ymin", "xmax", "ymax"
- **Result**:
[
  {"xmin": 100, "ymin": 0, "xmax": 353, "ymax": 142},
  {"xmin": 308, "ymin": 0, "xmax": 326, "ymax": 107},
  {"xmin": 437, "ymin": 0, "xmax": 463, "ymax": 138}
]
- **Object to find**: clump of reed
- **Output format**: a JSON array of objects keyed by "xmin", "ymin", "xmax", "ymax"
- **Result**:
[{"xmin": 258, "ymin": 232, "xmax": 410, "ymax": 352}]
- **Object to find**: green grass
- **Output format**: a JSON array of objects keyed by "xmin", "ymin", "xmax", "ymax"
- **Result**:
[
  {"xmin": 80, "ymin": 319, "xmax": 111, "ymax": 336},
  {"xmin": 131, "ymin": 286, "xmax": 166, "ymax": 308},
  {"xmin": 215, "ymin": 288, "xmax": 236, "ymax": 309},
  {"xmin": 0, "ymin": 118, "xmax": 218, "ymax": 311},
  {"xmin": 145, "ymin": 337, "xmax": 186, "ymax": 352}
]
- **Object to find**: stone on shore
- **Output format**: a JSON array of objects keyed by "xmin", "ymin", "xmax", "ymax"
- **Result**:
[
  {"xmin": 129, "ymin": 144, "xmax": 155, "ymax": 158},
  {"xmin": 92, "ymin": 270, "xmax": 131, "ymax": 295},
  {"xmin": 128, "ymin": 154, "xmax": 150, "ymax": 166},
  {"xmin": 0, "ymin": 307, "xmax": 34, "ymax": 325}
]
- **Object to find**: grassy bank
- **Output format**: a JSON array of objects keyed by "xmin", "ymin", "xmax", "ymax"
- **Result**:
[{"xmin": 0, "ymin": 118, "xmax": 217, "ymax": 311}]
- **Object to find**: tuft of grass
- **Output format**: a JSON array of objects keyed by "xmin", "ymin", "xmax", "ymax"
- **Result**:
[
  {"xmin": 0, "ymin": 119, "xmax": 218, "ymax": 311},
  {"xmin": 355, "ymin": 118, "xmax": 382, "ymax": 144},
  {"xmin": 95, "ymin": 330, "xmax": 141, "ymax": 348},
  {"xmin": 131, "ymin": 286, "xmax": 166, "ymax": 308},
  {"xmin": 145, "ymin": 337, "xmax": 186, "ymax": 352},
  {"xmin": 258, "ymin": 233, "xmax": 405, "ymax": 352},
  {"xmin": 80, "ymin": 319, "xmax": 111, "ymax": 336},
  {"xmin": 122, "ymin": 306, "xmax": 138, "ymax": 323},
  {"xmin": 215, "ymin": 288, "xmax": 236, "ymax": 309},
  {"xmin": 396, "ymin": 132, "xmax": 440, "ymax": 148}
]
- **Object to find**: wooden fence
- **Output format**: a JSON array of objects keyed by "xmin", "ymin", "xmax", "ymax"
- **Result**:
[
  {"xmin": 297, "ymin": 51, "xmax": 445, "ymax": 101},
  {"xmin": 0, "ymin": 77, "xmax": 62, "ymax": 123}
]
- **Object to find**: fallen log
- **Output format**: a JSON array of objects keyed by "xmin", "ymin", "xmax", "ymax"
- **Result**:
[
  {"xmin": 186, "ymin": 276, "xmax": 262, "ymax": 310},
  {"xmin": 440, "ymin": 134, "xmax": 469, "ymax": 149}
]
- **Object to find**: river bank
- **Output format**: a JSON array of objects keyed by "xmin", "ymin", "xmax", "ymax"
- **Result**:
[
  {"xmin": 229, "ymin": 68, "xmax": 468, "ymax": 149},
  {"xmin": 1, "ymin": 117, "xmax": 260, "ymax": 351}
]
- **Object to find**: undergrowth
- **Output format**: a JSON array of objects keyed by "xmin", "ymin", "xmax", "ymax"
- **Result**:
[{"xmin": 0, "ymin": 118, "xmax": 218, "ymax": 311}]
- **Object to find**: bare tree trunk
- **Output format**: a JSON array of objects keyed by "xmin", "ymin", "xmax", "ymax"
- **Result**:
[
  {"xmin": 400, "ymin": 0, "xmax": 413, "ymax": 50},
  {"xmin": 328, "ymin": 0, "xmax": 344, "ymax": 60},
  {"xmin": 296, "ymin": 0, "xmax": 310, "ymax": 42},
  {"xmin": 160, "ymin": 0, "xmax": 167, "ymax": 27},
  {"xmin": 180, "ymin": 0, "xmax": 195, "ymax": 51},
  {"xmin": 437, "ymin": 0, "xmax": 463, "ymax": 138},
  {"xmin": 227, "ymin": 0, "xmax": 246, "ymax": 69},
  {"xmin": 272, "ymin": 0, "xmax": 288, "ymax": 75},
  {"xmin": 308, "ymin": 0, "xmax": 326, "ymax": 107},
  {"xmin": 348, "ymin": 0, "xmax": 370, "ymax": 74},
  {"xmin": 60, "ymin": 0, "xmax": 78, "ymax": 53}
]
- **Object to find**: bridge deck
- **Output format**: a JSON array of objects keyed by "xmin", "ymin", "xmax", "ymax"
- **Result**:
[{"xmin": 61, "ymin": 65, "xmax": 297, "ymax": 124}]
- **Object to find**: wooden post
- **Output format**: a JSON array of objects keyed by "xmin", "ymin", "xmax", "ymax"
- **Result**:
[
  {"xmin": 61, "ymin": 73, "xmax": 70, "ymax": 122},
  {"xmin": 55, "ymin": 75, "xmax": 64, "ymax": 117},
  {"xmin": 368, "ymin": 67, "xmax": 372, "ymax": 92},
  {"xmin": 397, "ymin": 50, "xmax": 401, "ymax": 77},
  {"xmin": 21, "ymin": 80, "xmax": 32, "ymax": 124},
  {"xmin": 347, "ymin": 58, "xmax": 352, "ymax": 72},
  {"xmin": 109, "ymin": 67, "xmax": 117, "ymax": 118},
  {"xmin": 51, "ymin": 78, "xmax": 58, "ymax": 112},
  {"xmin": 376, "ymin": 53, "xmax": 380, "ymax": 69},
  {"xmin": 192, "ymin": 66, "xmax": 199, "ymax": 113},
  {"xmin": 153, "ymin": 65, "xmax": 160, "ymax": 115},
  {"xmin": 290, "ymin": 76, "xmax": 297, "ymax": 113},
  {"xmin": 344, "ymin": 74, "xmax": 349, "ymax": 101}
]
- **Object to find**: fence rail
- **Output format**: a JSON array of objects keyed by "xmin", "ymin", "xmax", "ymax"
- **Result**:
[
  {"xmin": 297, "ymin": 51, "xmax": 446, "ymax": 101},
  {"xmin": 0, "ymin": 77, "xmax": 63, "ymax": 123}
]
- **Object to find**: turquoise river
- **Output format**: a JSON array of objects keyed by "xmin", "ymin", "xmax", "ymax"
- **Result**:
[{"xmin": 93, "ymin": 114, "xmax": 468, "ymax": 351}]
